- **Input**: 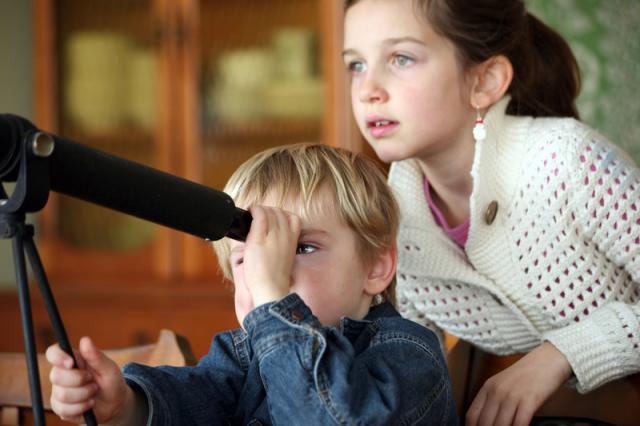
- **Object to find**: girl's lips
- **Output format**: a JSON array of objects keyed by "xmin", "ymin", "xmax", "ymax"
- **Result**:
[{"xmin": 367, "ymin": 119, "xmax": 399, "ymax": 138}]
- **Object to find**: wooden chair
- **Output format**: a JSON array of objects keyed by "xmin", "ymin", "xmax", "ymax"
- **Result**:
[
  {"xmin": 445, "ymin": 335, "xmax": 640, "ymax": 426},
  {"xmin": 0, "ymin": 329, "xmax": 196, "ymax": 426}
]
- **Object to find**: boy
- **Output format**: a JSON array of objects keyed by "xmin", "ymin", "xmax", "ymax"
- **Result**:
[{"xmin": 46, "ymin": 143, "xmax": 457, "ymax": 425}]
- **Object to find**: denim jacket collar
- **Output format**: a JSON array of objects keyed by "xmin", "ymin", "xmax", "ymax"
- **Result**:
[
  {"xmin": 234, "ymin": 299, "xmax": 400, "ymax": 368},
  {"xmin": 339, "ymin": 302, "xmax": 398, "ymax": 338}
]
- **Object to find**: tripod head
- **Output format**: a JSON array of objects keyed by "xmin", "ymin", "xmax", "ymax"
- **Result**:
[{"xmin": 0, "ymin": 114, "xmax": 53, "ymax": 215}]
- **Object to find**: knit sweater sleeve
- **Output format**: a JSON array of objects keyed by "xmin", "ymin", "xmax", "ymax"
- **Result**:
[
  {"xmin": 544, "ymin": 128, "xmax": 640, "ymax": 393},
  {"xmin": 396, "ymin": 284, "xmax": 447, "ymax": 356}
]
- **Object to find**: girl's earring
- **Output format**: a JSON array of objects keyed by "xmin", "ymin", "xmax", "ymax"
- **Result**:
[{"xmin": 473, "ymin": 105, "xmax": 486, "ymax": 142}]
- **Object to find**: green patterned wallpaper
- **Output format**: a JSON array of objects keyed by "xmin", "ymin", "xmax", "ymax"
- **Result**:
[{"xmin": 527, "ymin": 0, "xmax": 640, "ymax": 163}]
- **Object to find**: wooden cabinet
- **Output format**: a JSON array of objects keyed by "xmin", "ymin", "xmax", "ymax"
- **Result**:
[{"xmin": 0, "ymin": 0, "xmax": 358, "ymax": 354}]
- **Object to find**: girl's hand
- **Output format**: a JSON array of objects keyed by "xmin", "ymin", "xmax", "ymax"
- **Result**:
[
  {"xmin": 243, "ymin": 205, "xmax": 301, "ymax": 307},
  {"xmin": 46, "ymin": 337, "xmax": 136, "ymax": 425},
  {"xmin": 466, "ymin": 341, "xmax": 573, "ymax": 426}
]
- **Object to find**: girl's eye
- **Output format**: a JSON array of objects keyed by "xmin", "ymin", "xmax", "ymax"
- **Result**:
[
  {"xmin": 392, "ymin": 54, "xmax": 414, "ymax": 67},
  {"xmin": 233, "ymin": 257, "xmax": 244, "ymax": 266},
  {"xmin": 346, "ymin": 61, "xmax": 367, "ymax": 74},
  {"xmin": 296, "ymin": 243, "xmax": 317, "ymax": 255}
]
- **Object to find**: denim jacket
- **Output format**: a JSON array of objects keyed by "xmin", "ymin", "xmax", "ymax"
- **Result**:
[{"xmin": 123, "ymin": 293, "xmax": 458, "ymax": 425}]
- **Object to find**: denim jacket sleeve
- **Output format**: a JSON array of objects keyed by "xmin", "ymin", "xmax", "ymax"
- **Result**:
[
  {"xmin": 122, "ymin": 330, "xmax": 247, "ymax": 426},
  {"xmin": 243, "ymin": 293, "xmax": 457, "ymax": 426}
]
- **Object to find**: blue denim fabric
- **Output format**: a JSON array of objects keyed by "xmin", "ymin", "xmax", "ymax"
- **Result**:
[{"xmin": 123, "ymin": 293, "xmax": 458, "ymax": 425}]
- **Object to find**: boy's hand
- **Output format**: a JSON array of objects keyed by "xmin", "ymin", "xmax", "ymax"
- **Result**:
[
  {"xmin": 244, "ymin": 205, "xmax": 301, "ymax": 306},
  {"xmin": 46, "ymin": 337, "xmax": 135, "ymax": 425},
  {"xmin": 465, "ymin": 341, "xmax": 573, "ymax": 426}
]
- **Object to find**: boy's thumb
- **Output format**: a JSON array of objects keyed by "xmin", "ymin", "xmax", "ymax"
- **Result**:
[{"xmin": 78, "ymin": 336, "xmax": 112, "ymax": 375}]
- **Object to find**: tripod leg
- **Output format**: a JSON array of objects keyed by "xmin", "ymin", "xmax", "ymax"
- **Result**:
[
  {"xmin": 24, "ymin": 236, "xmax": 98, "ymax": 426},
  {"xmin": 12, "ymin": 235, "xmax": 46, "ymax": 426}
]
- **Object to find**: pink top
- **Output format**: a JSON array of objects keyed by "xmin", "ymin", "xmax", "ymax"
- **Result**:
[{"xmin": 423, "ymin": 177, "xmax": 470, "ymax": 248}]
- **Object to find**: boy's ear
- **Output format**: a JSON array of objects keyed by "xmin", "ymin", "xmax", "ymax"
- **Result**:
[
  {"xmin": 364, "ymin": 247, "xmax": 397, "ymax": 296},
  {"xmin": 469, "ymin": 54, "xmax": 513, "ymax": 109}
]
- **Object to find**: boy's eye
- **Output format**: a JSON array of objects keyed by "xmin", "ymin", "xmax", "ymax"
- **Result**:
[
  {"xmin": 392, "ymin": 54, "xmax": 414, "ymax": 67},
  {"xmin": 346, "ymin": 60, "xmax": 367, "ymax": 74},
  {"xmin": 295, "ymin": 243, "xmax": 317, "ymax": 255}
]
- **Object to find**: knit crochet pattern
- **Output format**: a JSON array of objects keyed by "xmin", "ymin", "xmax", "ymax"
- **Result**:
[{"xmin": 390, "ymin": 97, "xmax": 640, "ymax": 393}]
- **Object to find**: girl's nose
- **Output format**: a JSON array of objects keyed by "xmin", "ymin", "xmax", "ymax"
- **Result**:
[{"xmin": 358, "ymin": 72, "xmax": 388, "ymax": 104}]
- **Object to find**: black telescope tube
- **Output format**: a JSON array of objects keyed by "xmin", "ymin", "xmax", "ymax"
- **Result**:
[
  {"xmin": 0, "ymin": 114, "xmax": 251, "ymax": 241},
  {"xmin": 49, "ymin": 136, "xmax": 251, "ymax": 241}
]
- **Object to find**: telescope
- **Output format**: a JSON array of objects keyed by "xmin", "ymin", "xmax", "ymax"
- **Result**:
[
  {"xmin": 0, "ymin": 114, "xmax": 252, "ymax": 240},
  {"xmin": 0, "ymin": 114, "xmax": 252, "ymax": 426}
]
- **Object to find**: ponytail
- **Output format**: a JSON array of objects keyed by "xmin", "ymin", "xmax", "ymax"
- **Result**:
[{"xmin": 507, "ymin": 13, "xmax": 581, "ymax": 119}]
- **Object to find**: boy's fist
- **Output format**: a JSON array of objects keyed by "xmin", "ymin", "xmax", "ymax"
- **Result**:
[{"xmin": 46, "ymin": 337, "xmax": 132, "ymax": 424}]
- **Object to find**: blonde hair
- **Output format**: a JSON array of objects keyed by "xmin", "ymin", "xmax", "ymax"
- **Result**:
[{"xmin": 212, "ymin": 143, "xmax": 399, "ymax": 306}]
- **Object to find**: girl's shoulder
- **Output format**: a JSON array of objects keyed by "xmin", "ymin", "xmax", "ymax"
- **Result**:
[
  {"xmin": 513, "ymin": 116, "xmax": 638, "ymax": 199},
  {"xmin": 516, "ymin": 116, "xmax": 632, "ymax": 166},
  {"xmin": 525, "ymin": 115, "xmax": 592, "ymax": 147}
]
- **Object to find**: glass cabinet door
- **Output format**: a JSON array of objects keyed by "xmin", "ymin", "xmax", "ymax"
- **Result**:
[{"xmin": 34, "ymin": 0, "xmax": 177, "ymax": 281}]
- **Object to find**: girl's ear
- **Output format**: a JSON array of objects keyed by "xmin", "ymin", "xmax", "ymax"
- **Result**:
[
  {"xmin": 364, "ymin": 246, "xmax": 397, "ymax": 296},
  {"xmin": 470, "ymin": 55, "xmax": 513, "ymax": 109}
]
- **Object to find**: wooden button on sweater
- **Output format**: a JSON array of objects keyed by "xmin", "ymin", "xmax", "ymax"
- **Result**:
[{"xmin": 484, "ymin": 200, "xmax": 499, "ymax": 224}]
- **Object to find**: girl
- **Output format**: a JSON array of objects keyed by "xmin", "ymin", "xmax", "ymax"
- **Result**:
[{"xmin": 342, "ymin": 0, "xmax": 639, "ymax": 425}]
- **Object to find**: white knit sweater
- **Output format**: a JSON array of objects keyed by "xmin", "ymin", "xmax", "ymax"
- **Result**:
[{"xmin": 389, "ymin": 96, "xmax": 640, "ymax": 393}]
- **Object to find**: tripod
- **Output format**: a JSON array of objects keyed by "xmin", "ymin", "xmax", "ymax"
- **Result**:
[{"xmin": 0, "ymin": 130, "xmax": 97, "ymax": 426}]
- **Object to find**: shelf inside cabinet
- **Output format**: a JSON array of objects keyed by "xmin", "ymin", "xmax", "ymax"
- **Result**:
[
  {"xmin": 204, "ymin": 119, "xmax": 320, "ymax": 143},
  {"xmin": 59, "ymin": 125, "xmax": 158, "ymax": 165},
  {"xmin": 199, "ymin": 0, "xmax": 325, "ymax": 138},
  {"xmin": 37, "ymin": 234, "xmax": 157, "ymax": 280}
]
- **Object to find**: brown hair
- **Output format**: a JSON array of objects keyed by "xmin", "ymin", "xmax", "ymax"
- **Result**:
[
  {"xmin": 213, "ymin": 143, "xmax": 400, "ymax": 306},
  {"xmin": 345, "ymin": 0, "xmax": 581, "ymax": 119}
]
